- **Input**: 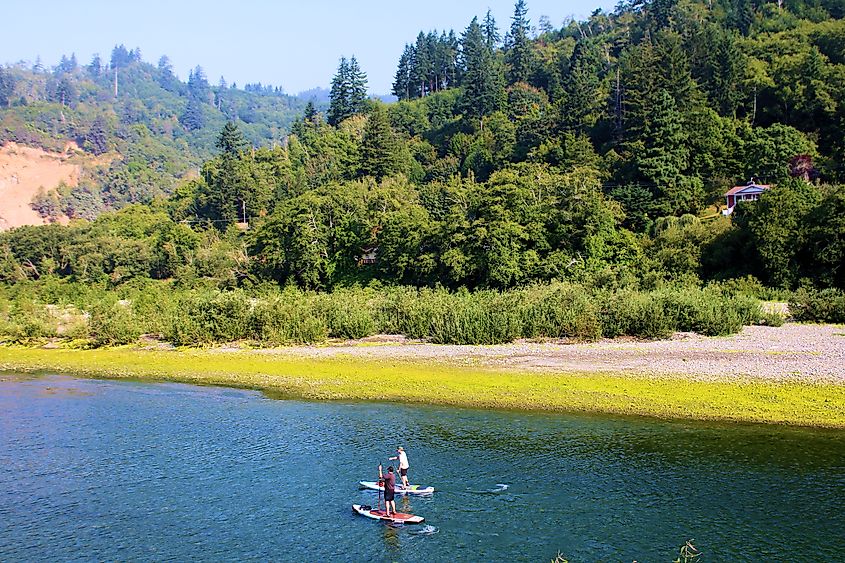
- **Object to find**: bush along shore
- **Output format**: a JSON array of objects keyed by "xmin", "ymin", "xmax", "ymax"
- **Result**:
[{"xmin": 0, "ymin": 279, "xmax": 786, "ymax": 347}]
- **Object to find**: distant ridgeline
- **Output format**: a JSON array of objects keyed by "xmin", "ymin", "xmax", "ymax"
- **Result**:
[
  {"xmin": 0, "ymin": 45, "xmax": 321, "ymax": 218},
  {"xmin": 0, "ymin": 0, "xmax": 844, "ymax": 294}
]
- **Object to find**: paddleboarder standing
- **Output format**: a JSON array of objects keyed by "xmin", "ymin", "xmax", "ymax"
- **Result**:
[
  {"xmin": 378, "ymin": 464, "xmax": 396, "ymax": 517},
  {"xmin": 389, "ymin": 446, "xmax": 410, "ymax": 489}
]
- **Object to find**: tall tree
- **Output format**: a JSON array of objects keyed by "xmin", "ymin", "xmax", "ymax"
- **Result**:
[
  {"xmin": 328, "ymin": 57, "xmax": 351, "ymax": 126},
  {"xmin": 0, "ymin": 67, "xmax": 15, "ymax": 108},
  {"xmin": 360, "ymin": 105, "xmax": 401, "ymax": 180},
  {"xmin": 328, "ymin": 56, "xmax": 368, "ymax": 125},
  {"xmin": 483, "ymin": 9, "xmax": 501, "ymax": 49},
  {"xmin": 505, "ymin": 0, "xmax": 536, "ymax": 84},
  {"xmin": 216, "ymin": 121, "xmax": 248, "ymax": 156},
  {"xmin": 460, "ymin": 17, "xmax": 505, "ymax": 120},
  {"xmin": 560, "ymin": 40, "xmax": 604, "ymax": 131},
  {"xmin": 348, "ymin": 56, "xmax": 368, "ymax": 114},
  {"xmin": 392, "ymin": 44, "xmax": 413, "ymax": 100}
]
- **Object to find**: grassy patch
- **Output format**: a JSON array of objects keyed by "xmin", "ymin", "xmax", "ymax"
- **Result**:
[{"xmin": 1, "ymin": 347, "xmax": 843, "ymax": 428}]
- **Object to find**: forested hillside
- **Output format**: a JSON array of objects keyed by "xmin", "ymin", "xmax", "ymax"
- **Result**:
[
  {"xmin": 1, "ymin": 0, "xmax": 844, "ymax": 306},
  {"xmin": 0, "ymin": 45, "xmax": 317, "ymax": 218}
]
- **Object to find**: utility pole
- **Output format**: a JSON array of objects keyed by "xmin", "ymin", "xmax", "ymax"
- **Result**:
[{"xmin": 113, "ymin": 68, "xmax": 118, "ymax": 98}]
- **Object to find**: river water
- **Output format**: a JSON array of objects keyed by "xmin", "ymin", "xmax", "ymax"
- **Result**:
[{"xmin": 1, "ymin": 375, "xmax": 843, "ymax": 562}]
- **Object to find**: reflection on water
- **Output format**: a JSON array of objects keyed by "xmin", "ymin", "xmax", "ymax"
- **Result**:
[{"xmin": 1, "ymin": 375, "xmax": 844, "ymax": 562}]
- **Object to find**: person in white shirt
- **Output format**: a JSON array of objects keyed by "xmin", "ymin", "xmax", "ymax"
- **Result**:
[{"xmin": 389, "ymin": 446, "xmax": 410, "ymax": 489}]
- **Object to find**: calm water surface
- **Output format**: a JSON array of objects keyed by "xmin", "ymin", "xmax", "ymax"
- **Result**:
[{"xmin": 1, "ymin": 375, "xmax": 844, "ymax": 562}]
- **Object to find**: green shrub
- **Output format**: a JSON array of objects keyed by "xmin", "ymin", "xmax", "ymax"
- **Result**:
[
  {"xmin": 790, "ymin": 288, "xmax": 845, "ymax": 323},
  {"xmin": 249, "ymin": 290, "xmax": 327, "ymax": 344},
  {"xmin": 89, "ymin": 300, "xmax": 141, "ymax": 346}
]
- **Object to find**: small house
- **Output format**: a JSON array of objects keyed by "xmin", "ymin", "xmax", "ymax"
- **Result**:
[
  {"xmin": 722, "ymin": 180, "xmax": 771, "ymax": 215},
  {"xmin": 360, "ymin": 247, "xmax": 378, "ymax": 265}
]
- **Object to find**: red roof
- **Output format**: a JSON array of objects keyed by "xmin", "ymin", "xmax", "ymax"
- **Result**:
[{"xmin": 725, "ymin": 184, "xmax": 771, "ymax": 196}]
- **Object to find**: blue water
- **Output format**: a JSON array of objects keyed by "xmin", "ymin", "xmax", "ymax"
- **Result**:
[{"xmin": 1, "ymin": 375, "xmax": 844, "ymax": 562}]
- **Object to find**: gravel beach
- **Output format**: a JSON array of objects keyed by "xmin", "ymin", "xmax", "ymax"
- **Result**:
[{"xmin": 248, "ymin": 323, "xmax": 845, "ymax": 384}]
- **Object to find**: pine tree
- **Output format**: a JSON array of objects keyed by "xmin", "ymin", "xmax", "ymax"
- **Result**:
[
  {"xmin": 328, "ymin": 56, "xmax": 368, "ymax": 125},
  {"xmin": 217, "ymin": 121, "xmax": 248, "ymax": 156},
  {"xmin": 304, "ymin": 101, "xmax": 318, "ymax": 122},
  {"xmin": 412, "ymin": 32, "xmax": 432, "ymax": 97},
  {"xmin": 392, "ymin": 45, "xmax": 413, "ymax": 100},
  {"xmin": 180, "ymin": 98, "xmax": 204, "ymax": 131},
  {"xmin": 360, "ymin": 105, "xmax": 400, "ymax": 180},
  {"xmin": 560, "ymin": 40, "xmax": 604, "ymax": 131},
  {"xmin": 85, "ymin": 116, "xmax": 109, "ymax": 155},
  {"xmin": 328, "ymin": 57, "xmax": 351, "ymax": 126},
  {"xmin": 483, "ymin": 9, "xmax": 501, "ymax": 49},
  {"xmin": 505, "ymin": 0, "xmax": 536, "ymax": 84},
  {"xmin": 0, "ymin": 68, "xmax": 15, "ymax": 108},
  {"xmin": 348, "ymin": 56, "xmax": 368, "ymax": 114},
  {"xmin": 461, "ymin": 17, "xmax": 505, "ymax": 119}
]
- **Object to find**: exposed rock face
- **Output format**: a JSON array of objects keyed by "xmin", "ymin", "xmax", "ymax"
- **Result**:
[{"xmin": 0, "ymin": 142, "xmax": 79, "ymax": 230}]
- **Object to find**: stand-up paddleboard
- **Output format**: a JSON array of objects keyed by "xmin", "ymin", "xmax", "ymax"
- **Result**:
[
  {"xmin": 352, "ymin": 504, "xmax": 425, "ymax": 524},
  {"xmin": 359, "ymin": 481, "xmax": 435, "ymax": 495}
]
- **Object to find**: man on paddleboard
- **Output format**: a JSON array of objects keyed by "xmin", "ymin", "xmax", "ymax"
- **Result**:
[
  {"xmin": 378, "ymin": 464, "xmax": 396, "ymax": 517},
  {"xmin": 389, "ymin": 446, "xmax": 410, "ymax": 489}
]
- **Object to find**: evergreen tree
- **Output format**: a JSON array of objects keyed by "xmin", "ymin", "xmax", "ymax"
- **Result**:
[
  {"xmin": 55, "ymin": 77, "xmax": 76, "ymax": 107},
  {"xmin": 187, "ymin": 65, "xmax": 210, "ymax": 101},
  {"xmin": 460, "ymin": 17, "xmax": 505, "ymax": 119},
  {"xmin": 348, "ymin": 56, "xmax": 368, "ymax": 114},
  {"xmin": 392, "ymin": 45, "xmax": 413, "ymax": 100},
  {"xmin": 560, "ymin": 40, "xmax": 604, "ymax": 131},
  {"xmin": 483, "ymin": 9, "xmax": 501, "ymax": 50},
  {"xmin": 505, "ymin": 0, "xmax": 536, "ymax": 84},
  {"xmin": 0, "ymin": 67, "xmax": 15, "ymax": 108},
  {"xmin": 304, "ymin": 101, "xmax": 318, "ymax": 122},
  {"xmin": 180, "ymin": 98, "xmax": 204, "ymax": 131},
  {"xmin": 360, "ymin": 105, "xmax": 400, "ymax": 180},
  {"xmin": 87, "ymin": 54, "xmax": 102, "ymax": 77},
  {"xmin": 328, "ymin": 56, "xmax": 368, "ymax": 125},
  {"xmin": 216, "ymin": 121, "xmax": 248, "ymax": 156},
  {"xmin": 412, "ymin": 32, "xmax": 433, "ymax": 96},
  {"xmin": 85, "ymin": 116, "xmax": 109, "ymax": 155}
]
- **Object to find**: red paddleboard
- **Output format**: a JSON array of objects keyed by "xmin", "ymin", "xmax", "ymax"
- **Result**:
[{"xmin": 352, "ymin": 504, "xmax": 425, "ymax": 524}]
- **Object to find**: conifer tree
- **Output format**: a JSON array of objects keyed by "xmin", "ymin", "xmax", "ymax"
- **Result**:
[
  {"xmin": 483, "ymin": 9, "xmax": 501, "ymax": 50},
  {"xmin": 392, "ymin": 45, "xmax": 413, "ymax": 100},
  {"xmin": 560, "ymin": 40, "xmax": 604, "ymax": 131},
  {"xmin": 328, "ymin": 57, "xmax": 351, "ymax": 126},
  {"xmin": 348, "ymin": 56, "xmax": 368, "ymax": 114},
  {"xmin": 505, "ymin": 0, "xmax": 536, "ymax": 84},
  {"xmin": 85, "ymin": 116, "xmax": 109, "ymax": 155},
  {"xmin": 328, "ymin": 56, "xmax": 368, "ymax": 125},
  {"xmin": 461, "ymin": 17, "xmax": 505, "ymax": 119},
  {"xmin": 217, "ymin": 121, "xmax": 248, "ymax": 156},
  {"xmin": 360, "ymin": 105, "xmax": 400, "ymax": 180}
]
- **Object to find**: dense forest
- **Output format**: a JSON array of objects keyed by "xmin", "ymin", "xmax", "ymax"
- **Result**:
[
  {"xmin": 0, "ymin": 45, "xmax": 318, "ymax": 217},
  {"xmin": 1, "ymin": 0, "xmax": 844, "ymax": 346}
]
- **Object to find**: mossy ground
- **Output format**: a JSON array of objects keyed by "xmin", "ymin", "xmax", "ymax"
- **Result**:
[{"xmin": 1, "ymin": 346, "xmax": 843, "ymax": 428}]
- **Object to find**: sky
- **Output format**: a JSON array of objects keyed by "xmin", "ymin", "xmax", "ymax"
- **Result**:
[{"xmin": 1, "ymin": 0, "xmax": 616, "ymax": 95}]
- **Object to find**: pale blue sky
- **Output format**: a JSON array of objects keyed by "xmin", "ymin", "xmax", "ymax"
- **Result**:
[{"xmin": 2, "ymin": 0, "xmax": 615, "ymax": 95}]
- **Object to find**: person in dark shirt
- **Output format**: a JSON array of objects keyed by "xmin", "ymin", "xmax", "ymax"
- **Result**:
[{"xmin": 378, "ymin": 464, "xmax": 396, "ymax": 517}]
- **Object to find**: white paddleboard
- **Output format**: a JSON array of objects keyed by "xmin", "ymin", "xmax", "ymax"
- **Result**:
[
  {"xmin": 359, "ymin": 481, "xmax": 435, "ymax": 495},
  {"xmin": 352, "ymin": 504, "xmax": 425, "ymax": 524}
]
